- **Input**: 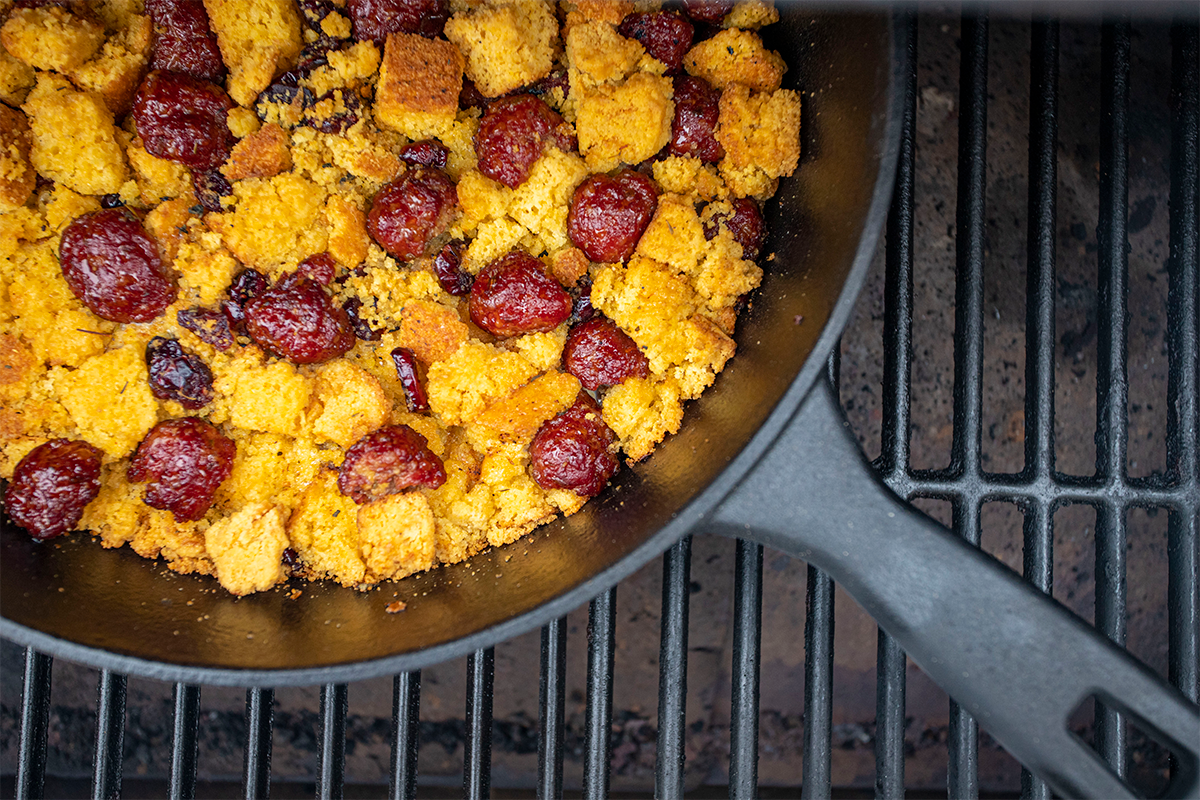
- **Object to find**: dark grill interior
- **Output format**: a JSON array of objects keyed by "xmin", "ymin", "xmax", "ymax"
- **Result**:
[{"xmin": 3, "ymin": 8, "xmax": 1198, "ymax": 798}]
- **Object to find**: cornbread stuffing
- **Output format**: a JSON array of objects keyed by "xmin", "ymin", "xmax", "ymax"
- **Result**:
[{"xmin": 1, "ymin": 0, "xmax": 800, "ymax": 596}]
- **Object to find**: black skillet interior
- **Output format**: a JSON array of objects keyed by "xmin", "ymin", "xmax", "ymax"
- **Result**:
[{"xmin": 0, "ymin": 9, "xmax": 896, "ymax": 686}]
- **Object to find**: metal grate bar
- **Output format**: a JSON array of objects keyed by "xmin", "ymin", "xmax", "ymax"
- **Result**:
[
  {"xmin": 538, "ymin": 619, "xmax": 567, "ymax": 800},
  {"xmin": 656, "ymin": 537, "xmax": 692, "ymax": 799},
  {"xmin": 728, "ymin": 540, "xmax": 762, "ymax": 800},
  {"xmin": 876, "ymin": 14, "xmax": 917, "ymax": 800},
  {"xmin": 91, "ymin": 670, "xmax": 126, "ymax": 800},
  {"xmin": 16, "ymin": 649, "xmax": 52, "ymax": 800},
  {"xmin": 583, "ymin": 588, "xmax": 616, "ymax": 800},
  {"xmin": 948, "ymin": 13, "xmax": 989, "ymax": 798},
  {"xmin": 463, "ymin": 648, "xmax": 494, "ymax": 800},
  {"xmin": 1166, "ymin": 22, "xmax": 1199, "ymax": 707},
  {"xmin": 317, "ymin": 684, "xmax": 347, "ymax": 800},
  {"xmin": 242, "ymin": 688, "xmax": 273, "ymax": 800},
  {"xmin": 1020, "ymin": 18, "xmax": 1059, "ymax": 800},
  {"xmin": 389, "ymin": 671, "xmax": 420, "ymax": 800},
  {"xmin": 168, "ymin": 684, "xmax": 200, "ymax": 800},
  {"xmin": 801, "ymin": 566, "xmax": 834, "ymax": 798},
  {"xmin": 1095, "ymin": 19, "xmax": 1132, "ymax": 777}
]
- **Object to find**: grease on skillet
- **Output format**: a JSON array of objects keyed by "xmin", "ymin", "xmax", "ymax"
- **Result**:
[{"xmin": 0, "ymin": 0, "xmax": 800, "ymax": 596}]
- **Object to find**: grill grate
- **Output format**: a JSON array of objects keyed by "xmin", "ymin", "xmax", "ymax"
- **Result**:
[{"xmin": 7, "ymin": 9, "xmax": 1199, "ymax": 798}]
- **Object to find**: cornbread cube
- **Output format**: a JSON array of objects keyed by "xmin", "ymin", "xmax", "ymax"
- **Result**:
[
  {"xmin": 286, "ymin": 468, "xmax": 367, "ymax": 586},
  {"xmin": 666, "ymin": 314, "xmax": 736, "ymax": 397},
  {"xmin": 508, "ymin": 149, "xmax": 590, "ymax": 251},
  {"xmin": 173, "ymin": 239, "xmax": 240, "ymax": 306},
  {"xmin": 716, "ymin": 84, "xmax": 801, "ymax": 199},
  {"xmin": 684, "ymin": 28, "xmax": 785, "ymax": 92},
  {"xmin": 374, "ymin": 33, "xmax": 464, "ymax": 138},
  {"xmin": 215, "ymin": 431, "xmax": 323, "ymax": 510},
  {"xmin": 565, "ymin": 20, "xmax": 644, "ymax": 87},
  {"xmin": 67, "ymin": 14, "xmax": 153, "ymax": 115},
  {"xmin": 397, "ymin": 299, "xmax": 469, "ymax": 365},
  {"xmin": 444, "ymin": 0, "xmax": 557, "ymax": 98},
  {"xmin": 227, "ymin": 107, "xmax": 261, "ymax": 138},
  {"xmin": 79, "ymin": 463, "xmax": 151, "ymax": 548},
  {"xmin": 127, "ymin": 135, "xmax": 192, "ymax": 205},
  {"xmin": 651, "ymin": 156, "xmax": 728, "ymax": 203},
  {"xmin": 575, "ymin": 72, "xmax": 673, "ymax": 172},
  {"xmin": 634, "ymin": 193, "xmax": 707, "ymax": 276},
  {"xmin": 478, "ymin": 441, "xmax": 555, "ymax": 547},
  {"xmin": 126, "ymin": 510, "xmax": 211, "ymax": 573},
  {"xmin": 203, "ymin": 0, "xmax": 303, "ymax": 107},
  {"xmin": 356, "ymin": 491, "xmax": 436, "ymax": 581},
  {"xmin": 726, "ymin": 0, "xmax": 779, "ymax": 29},
  {"xmin": 324, "ymin": 195, "xmax": 370, "ymax": 268},
  {"xmin": 426, "ymin": 339, "xmax": 541, "ymax": 426},
  {"xmin": 471, "ymin": 370, "xmax": 580, "ymax": 446},
  {"xmin": 602, "ymin": 375, "xmax": 684, "ymax": 462},
  {"xmin": 22, "ymin": 74, "xmax": 129, "ymax": 196},
  {"xmin": 310, "ymin": 360, "xmax": 391, "ymax": 449},
  {"xmin": 56, "ymin": 345, "xmax": 159, "ymax": 458},
  {"xmin": 205, "ymin": 502, "xmax": 289, "ymax": 595},
  {"xmin": 1, "ymin": 6, "xmax": 105, "ymax": 72},
  {"xmin": 0, "ymin": 104, "xmax": 35, "ymax": 212},
  {"xmin": 0, "ymin": 44, "xmax": 36, "ymax": 106},
  {"xmin": 509, "ymin": 327, "xmax": 566, "ymax": 371},
  {"xmin": 214, "ymin": 352, "xmax": 314, "ymax": 436},
  {"xmin": 461, "ymin": 217, "xmax": 528, "ymax": 274},
  {"xmin": 561, "ymin": 0, "xmax": 634, "ymax": 29},
  {"xmin": 456, "ymin": 168, "xmax": 513, "ymax": 233},
  {"xmin": 221, "ymin": 123, "xmax": 293, "ymax": 181},
  {"xmin": 691, "ymin": 235, "xmax": 762, "ymax": 331},
  {"xmin": 209, "ymin": 173, "xmax": 328, "ymax": 272}
]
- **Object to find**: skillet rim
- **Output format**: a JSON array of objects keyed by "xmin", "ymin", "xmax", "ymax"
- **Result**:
[{"xmin": 0, "ymin": 12, "xmax": 908, "ymax": 687}]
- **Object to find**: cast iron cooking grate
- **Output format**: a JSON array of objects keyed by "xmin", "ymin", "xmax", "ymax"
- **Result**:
[{"xmin": 6, "ymin": 10, "xmax": 1198, "ymax": 799}]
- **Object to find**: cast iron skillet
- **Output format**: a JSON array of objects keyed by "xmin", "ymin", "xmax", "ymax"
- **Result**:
[{"xmin": 2, "ymin": 10, "xmax": 1197, "ymax": 798}]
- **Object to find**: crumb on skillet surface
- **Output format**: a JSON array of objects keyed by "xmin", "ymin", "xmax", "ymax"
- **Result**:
[{"xmin": 0, "ymin": 0, "xmax": 799, "ymax": 596}]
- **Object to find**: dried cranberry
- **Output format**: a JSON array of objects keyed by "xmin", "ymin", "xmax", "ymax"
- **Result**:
[
  {"xmin": 127, "ymin": 418, "xmax": 235, "ymax": 522},
  {"xmin": 337, "ymin": 425, "xmax": 446, "ymax": 504},
  {"xmin": 459, "ymin": 78, "xmax": 487, "ymax": 110},
  {"xmin": 281, "ymin": 546, "xmax": 300, "ymax": 571},
  {"xmin": 563, "ymin": 316, "xmax": 650, "ymax": 391},
  {"xmin": 146, "ymin": 337, "xmax": 214, "ymax": 409},
  {"xmin": 304, "ymin": 89, "xmax": 361, "ymax": 134},
  {"xmin": 367, "ymin": 168, "xmax": 458, "ymax": 261},
  {"xmin": 529, "ymin": 394, "xmax": 618, "ymax": 497},
  {"xmin": 99, "ymin": 193, "xmax": 124, "ymax": 208},
  {"xmin": 146, "ymin": 0, "xmax": 225, "ymax": 82},
  {"xmin": 567, "ymin": 170, "xmax": 659, "ymax": 264},
  {"xmin": 475, "ymin": 94, "xmax": 575, "ymax": 189},
  {"xmin": 255, "ymin": 84, "xmax": 316, "ymax": 119},
  {"xmin": 343, "ymin": 297, "xmax": 382, "ymax": 341},
  {"xmin": 681, "ymin": 0, "xmax": 732, "ymax": 25},
  {"xmin": 132, "ymin": 70, "xmax": 234, "ymax": 171},
  {"xmin": 298, "ymin": 252, "xmax": 337, "ymax": 284},
  {"xmin": 348, "ymin": 0, "xmax": 448, "ymax": 41},
  {"xmin": 59, "ymin": 209, "xmax": 177, "ymax": 323},
  {"xmin": 670, "ymin": 76, "xmax": 724, "ymax": 162},
  {"xmin": 177, "ymin": 307, "xmax": 234, "ymax": 350},
  {"xmin": 244, "ymin": 272, "xmax": 355, "ymax": 364},
  {"xmin": 223, "ymin": 268, "xmax": 268, "ymax": 332},
  {"xmin": 527, "ymin": 68, "xmax": 570, "ymax": 101},
  {"xmin": 389, "ymin": 347, "xmax": 428, "ymax": 412},
  {"xmin": 193, "ymin": 168, "xmax": 233, "ymax": 213},
  {"xmin": 705, "ymin": 197, "xmax": 765, "ymax": 260},
  {"xmin": 431, "ymin": 239, "xmax": 472, "ymax": 296},
  {"xmin": 398, "ymin": 139, "xmax": 450, "ymax": 169},
  {"xmin": 468, "ymin": 251, "xmax": 571, "ymax": 338},
  {"xmin": 570, "ymin": 275, "xmax": 594, "ymax": 324},
  {"xmin": 4, "ymin": 439, "xmax": 103, "ymax": 540},
  {"xmin": 617, "ymin": 11, "xmax": 694, "ymax": 73}
]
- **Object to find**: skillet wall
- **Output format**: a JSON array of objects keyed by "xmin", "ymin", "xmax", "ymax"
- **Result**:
[{"xmin": 1, "ymin": 9, "xmax": 894, "ymax": 684}]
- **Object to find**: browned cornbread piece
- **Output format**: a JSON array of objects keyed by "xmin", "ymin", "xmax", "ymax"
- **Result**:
[
  {"xmin": 565, "ymin": 19, "xmax": 645, "ymax": 87},
  {"xmin": 1, "ymin": 6, "xmax": 105, "ymax": 73},
  {"xmin": 324, "ymin": 194, "xmax": 370, "ymax": 268},
  {"xmin": 0, "ymin": 104, "xmax": 35, "ymax": 212},
  {"xmin": 374, "ymin": 33, "xmax": 464, "ymax": 139},
  {"xmin": 310, "ymin": 360, "xmax": 392, "ymax": 449},
  {"xmin": 726, "ymin": 0, "xmax": 779, "ymax": 29},
  {"xmin": 203, "ymin": 0, "xmax": 303, "ymax": 107},
  {"xmin": 683, "ymin": 28, "xmax": 785, "ymax": 92},
  {"xmin": 222, "ymin": 122, "xmax": 293, "ymax": 181},
  {"xmin": 0, "ymin": 44, "xmax": 36, "ymax": 106},
  {"xmin": 22, "ymin": 73, "xmax": 129, "ymax": 195},
  {"xmin": 444, "ymin": 0, "xmax": 557, "ymax": 98}
]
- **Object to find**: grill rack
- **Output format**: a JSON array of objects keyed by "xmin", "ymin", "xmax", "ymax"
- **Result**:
[{"xmin": 7, "ymin": 9, "xmax": 1199, "ymax": 798}]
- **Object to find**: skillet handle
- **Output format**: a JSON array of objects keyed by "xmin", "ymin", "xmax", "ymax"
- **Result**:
[{"xmin": 707, "ymin": 378, "xmax": 1199, "ymax": 800}]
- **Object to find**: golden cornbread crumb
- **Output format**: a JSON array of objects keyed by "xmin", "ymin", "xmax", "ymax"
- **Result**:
[
  {"xmin": 635, "ymin": 193, "xmax": 707, "ymax": 276},
  {"xmin": 143, "ymin": 197, "xmax": 194, "ymax": 266},
  {"xmin": 508, "ymin": 149, "xmax": 590, "ymax": 251},
  {"xmin": 56, "ymin": 345, "xmax": 159, "ymax": 458},
  {"xmin": 40, "ymin": 183, "xmax": 102, "ymax": 235},
  {"xmin": 478, "ymin": 441, "xmax": 555, "ymax": 547},
  {"xmin": 66, "ymin": 14, "xmax": 152, "ymax": 115},
  {"xmin": 205, "ymin": 502, "xmax": 289, "ymax": 595},
  {"xmin": 561, "ymin": 0, "xmax": 634, "ymax": 29},
  {"xmin": 209, "ymin": 173, "xmax": 328, "ymax": 272},
  {"xmin": 125, "ymin": 509, "xmax": 212, "ymax": 575},
  {"xmin": 222, "ymin": 123, "xmax": 293, "ymax": 181},
  {"xmin": 456, "ymin": 168, "xmax": 513, "ymax": 233},
  {"xmin": 287, "ymin": 468, "xmax": 367, "ymax": 586},
  {"xmin": 203, "ymin": 0, "xmax": 303, "ymax": 107},
  {"xmin": 0, "ymin": 333, "xmax": 38, "ymax": 404},
  {"xmin": 0, "ymin": 44, "xmax": 37, "ymax": 106},
  {"xmin": 214, "ymin": 352, "xmax": 314, "ymax": 436},
  {"xmin": 23, "ymin": 73, "xmax": 129, "ymax": 196},
  {"xmin": 575, "ymin": 72, "xmax": 673, "ymax": 172},
  {"xmin": 427, "ymin": 339, "xmax": 540, "ymax": 426},
  {"xmin": 374, "ymin": 33, "xmax": 464, "ymax": 138},
  {"xmin": 302, "ymin": 39, "xmax": 379, "ymax": 98},
  {"xmin": 127, "ymin": 135, "xmax": 192, "ymax": 205},
  {"xmin": 651, "ymin": 156, "xmax": 728, "ymax": 203},
  {"xmin": 565, "ymin": 20, "xmax": 644, "ymax": 87},
  {"xmin": 472, "ymin": 370, "xmax": 579, "ymax": 448},
  {"xmin": 0, "ymin": 104, "xmax": 35, "ymax": 212},
  {"xmin": 397, "ymin": 299, "xmax": 469, "ymax": 364},
  {"xmin": 461, "ymin": 217, "xmax": 527, "ymax": 274},
  {"xmin": 215, "ymin": 431, "xmax": 323, "ymax": 510},
  {"xmin": 310, "ymin": 360, "xmax": 391, "ymax": 448},
  {"xmin": 716, "ymin": 84, "xmax": 801, "ymax": 199},
  {"xmin": 1, "ymin": 6, "xmax": 105, "ymax": 73},
  {"xmin": 356, "ymin": 492, "xmax": 436, "ymax": 580},
  {"xmin": 79, "ymin": 463, "xmax": 149, "ymax": 548},
  {"xmin": 444, "ymin": 0, "xmax": 557, "ymax": 98},
  {"xmin": 726, "ymin": 0, "xmax": 778, "ymax": 29},
  {"xmin": 602, "ymin": 375, "xmax": 684, "ymax": 462},
  {"xmin": 683, "ymin": 28, "xmax": 785, "ymax": 92},
  {"xmin": 509, "ymin": 326, "xmax": 566, "ymax": 371},
  {"xmin": 227, "ymin": 106, "xmax": 261, "ymax": 138},
  {"xmin": 173, "ymin": 239, "xmax": 239, "ymax": 306},
  {"xmin": 324, "ymin": 194, "xmax": 370, "ymax": 267},
  {"xmin": 341, "ymin": 263, "xmax": 442, "ymax": 328}
]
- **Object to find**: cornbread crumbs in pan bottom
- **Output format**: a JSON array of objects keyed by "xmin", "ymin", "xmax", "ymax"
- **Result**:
[{"xmin": 0, "ymin": 0, "xmax": 800, "ymax": 596}]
